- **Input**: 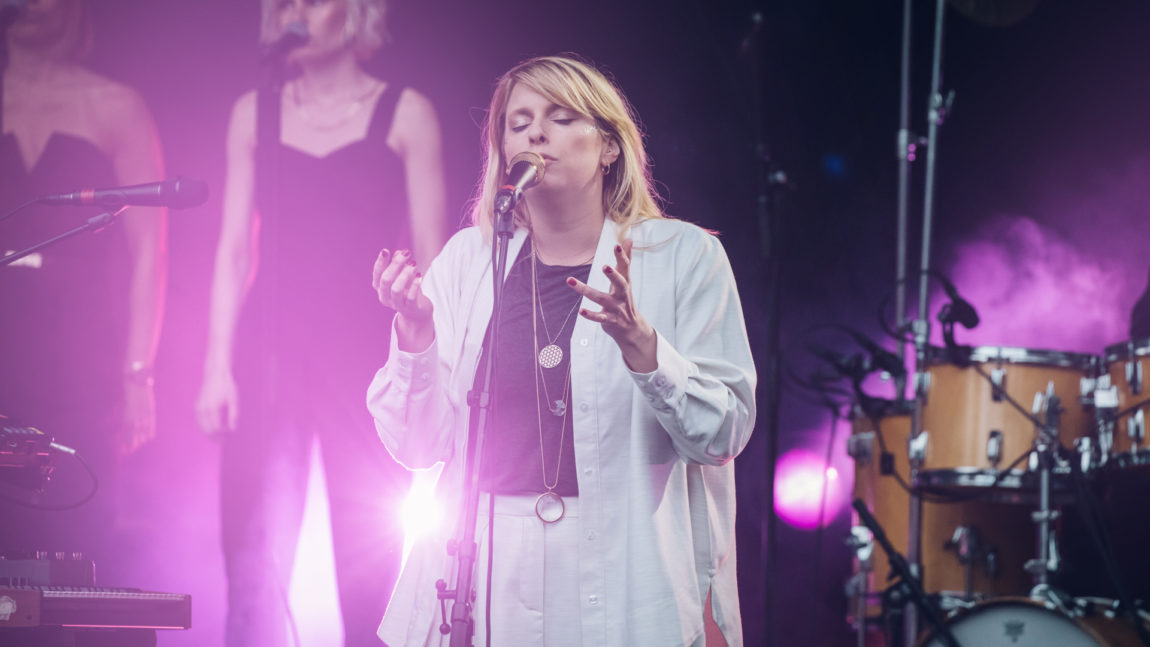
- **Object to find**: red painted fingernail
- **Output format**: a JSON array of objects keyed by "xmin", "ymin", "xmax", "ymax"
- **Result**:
[
  {"xmin": 406, "ymin": 260, "xmax": 417, "ymax": 267},
  {"xmin": 604, "ymin": 265, "xmax": 613, "ymax": 274},
  {"xmin": 566, "ymin": 277, "xmax": 576, "ymax": 286},
  {"xmin": 399, "ymin": 249, "xmax": 411, "ymax": 257},
  {"xmin": 415, "ymin": 272, "xmax": 422, "ymax": 278},
  {"xmin": 614, "ymin": 244, "xmax": 622, "ymax": 253}
]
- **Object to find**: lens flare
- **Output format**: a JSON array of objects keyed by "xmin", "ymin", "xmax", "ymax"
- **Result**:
[{"xmin": 774, "ymin": 447, "xmax": 847, "ymax": 530}]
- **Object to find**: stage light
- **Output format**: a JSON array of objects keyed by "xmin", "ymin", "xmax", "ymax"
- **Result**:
[
  {"xmin": 401, "ymin": 467, "xmax": 443, "ymax": 559},
  {"xmin": 774, "ymin": 447, "xmax": 848, "ymax": 530}
]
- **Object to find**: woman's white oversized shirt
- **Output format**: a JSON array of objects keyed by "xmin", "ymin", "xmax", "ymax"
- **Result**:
[{"xmin": 367, "ymin": 217, "xmax": 757, "ymax": 646}]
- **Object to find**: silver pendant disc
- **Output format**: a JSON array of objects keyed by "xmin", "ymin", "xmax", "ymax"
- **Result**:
[
  {"xmin": 535, "ymin": 491, "xmax": 565, "ymax": 523},
  {"xmin": 538, "ymin": 344, "xmax": 563, "ymax": 369}
]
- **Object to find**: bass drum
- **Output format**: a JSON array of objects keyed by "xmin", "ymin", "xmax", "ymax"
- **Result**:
[{"xmin": 917, "ymin": 597, "xmax": 1150, "ymax": 647}]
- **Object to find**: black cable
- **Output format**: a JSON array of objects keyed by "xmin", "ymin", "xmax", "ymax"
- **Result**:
[
  {"xmin": 0, "ymin": 449, "xmax": 99, "ymax": 510},
  {"xmin": 810, "ymin": 404, "xmax": 845, "ymax": 642},
  {"xmin": 0, "ymin": 198, "xmax": 37, "ymax": 225},
  {"xmin": 1112, "ymin": 396, "xmax": 1150, "ymax": 424}
]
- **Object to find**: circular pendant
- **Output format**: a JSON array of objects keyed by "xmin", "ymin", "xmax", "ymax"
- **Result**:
[
  {"xmin": 535, "ymin": 491, "xmax": 565, "ymax": 523},
  {"xmin": 538, "ymin": 344, "xmax": 563, "ymax": 369},
  {"xmin": 549, "ymin": 400, "xmax": 567, "ymax": 417}
]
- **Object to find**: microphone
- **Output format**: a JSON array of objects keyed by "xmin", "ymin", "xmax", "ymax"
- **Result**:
[
  {"xmin": 1, "ymin": 0, "xmax": 26, "ymax": 29},
  {"xmin": 808, "ymin": 342, "xmax": 870, "ymax": 382},
  {"xmin": 935, "ymin": 275, "xmax": 980, "ymax": 329},
  {"xmin": 494, "ymin": 151, "xmax": 546, "ymax": 216},
  {"xmin": 844, "ymin": 329, "xmax": 907, "ymax": 378},
  {"xmin": 262, "ymin": 21, "xmax": 309, "ymax": 63},
  {"xmin": 37, "ymin": 177, "xmax": 209, "ymax": 210}
]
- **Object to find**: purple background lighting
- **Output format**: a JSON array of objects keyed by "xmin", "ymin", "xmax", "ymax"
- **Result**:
[{"xmin": 3, "ymin": 1, "xmax": 1149, "ymax": 646}]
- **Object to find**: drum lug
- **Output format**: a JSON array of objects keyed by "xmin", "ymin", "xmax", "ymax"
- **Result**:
[
  {"xmin": 1129, "ymin": 409, "xmax": 1145, "ymax": 446},
  {"xmin": 916, "ymin": 370, "xmax": 932, "ymax": 404},
  {"xmin": 908, "ymin": 431, "xmax": 928, "ymax": 467},
  {"xmin": 847, "ymin": 432, "xmax": 875, "ymax": 463},
  {"xmin": 1074, "ymin": 436, "xmax": 1096, "ymax": 473},
  {"xmin": 990, "ymin": 368, "xmax": 1006, "ymax": 402},
  {"xmin": 986, "ymin": 430, "xmax": 1003, "ymax": 467},
  {"xmin": 1126, "ymin": 357, "xmax": 1142, "ymax": 396}
]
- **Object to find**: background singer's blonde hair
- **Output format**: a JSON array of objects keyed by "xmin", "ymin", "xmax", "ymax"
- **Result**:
[
  {"xmin": 470, "ymin": 55, "xmax": 667, "ymax": 238},
  {"xmin": 260, "ymin": 0, "xmax": 388, "ymax": 60}
]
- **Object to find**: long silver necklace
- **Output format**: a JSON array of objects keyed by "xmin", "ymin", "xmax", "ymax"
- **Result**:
[
  {"xmin": 530, "ymin": 252, "xmax": 571, "ymax": 523},
  {"xmin": 531, "ymin": 250, "xmax": 583, "ymax": 370}
]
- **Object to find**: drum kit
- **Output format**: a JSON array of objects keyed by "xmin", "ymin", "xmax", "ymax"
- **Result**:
[
  {"xmin": 827, "ymin": 0, "xmax": 1150, "ymax": 642},
  {"xmin": 844, "ymin": 338, "xmax": 1150, "ymax": 646}
]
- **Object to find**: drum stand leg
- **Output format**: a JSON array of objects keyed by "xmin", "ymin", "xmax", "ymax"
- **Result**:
[
  {"xmin": 1026, "ymin": 393, "xmax": 1072, "ymax": 612},
  {"xmin": 846, "ymin": 527, "xmax": 874, "ymax": 647},
  {"xmin": 881, "ymin": 584, "xmax": 908, "ymax": 647}
]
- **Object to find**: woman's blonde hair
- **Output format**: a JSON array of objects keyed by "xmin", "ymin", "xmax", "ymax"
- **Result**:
[
  {"xmin": 470, "ymin": 55, "xmax": 666, "ymax": 238},
  {"xmin": 11, "ymin": 0, "xmax": 93, "ymax": 61},
  {"xmin": 260, "ymin": 0, "xmax": 388, "ymax": 60}
]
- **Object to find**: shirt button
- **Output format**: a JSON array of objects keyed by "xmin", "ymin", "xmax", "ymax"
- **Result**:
[
  {"xmin": 653, "ymin": 376, "xmax": 667, "ymax": 388},
  {"xmin": 579, "ymin": 402, "xmax": 590, "ymax": 412},
  {"xmin": 588, "ymin": 594, "xmax": 599, "ymax": 605},
  {"xmin": 583, "ymin": 467, "xmax": 593, "ymax": 475},
  {"xmin": 579, "ymin": 338, "xmax": 589, "ymax": 347},
  {"xmin": 586, "ymin": 530, "xmax": 597, "ymax": 540}
]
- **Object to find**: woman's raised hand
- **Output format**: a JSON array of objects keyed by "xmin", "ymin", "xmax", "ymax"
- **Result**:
[
  {"xmin": 372, "ymin": 249, "xmax": 435, "ymax": 351},
  {"xmin": 566, "ymin": 239, "xmax": 657, "ymax": 372}
]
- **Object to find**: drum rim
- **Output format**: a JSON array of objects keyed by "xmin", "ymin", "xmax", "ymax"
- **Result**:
[
  {"xmin": 1103, "ymin": 337, "xmax": 1150, "ymax": 362},
  {"xmin": 926, "ymin": 344, "xmax": 1100, "ymax": 370},
  {"xmin": 914, "ymin": 596, "xmax": 1113, "ymax": 647}
]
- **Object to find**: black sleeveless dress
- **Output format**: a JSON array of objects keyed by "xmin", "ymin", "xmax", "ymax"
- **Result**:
[
  {"xmin": 219, "ymin": 82, "xmax": 412, "ymax": 647},
  {"xmin": 0, "ymin": 127, "xmax": 127, "ymax": 558}
]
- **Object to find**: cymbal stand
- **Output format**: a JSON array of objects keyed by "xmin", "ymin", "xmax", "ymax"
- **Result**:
[{"xmin": 905, "ymin": 0, "xmax": 955, "ymax": 641}]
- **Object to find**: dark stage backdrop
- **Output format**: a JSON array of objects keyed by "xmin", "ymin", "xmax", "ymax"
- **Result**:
[{"xmin": 40, "ymin": 0, "xmax": 1150, "ymax": 645}]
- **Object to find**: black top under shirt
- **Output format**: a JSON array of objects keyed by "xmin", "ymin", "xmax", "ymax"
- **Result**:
[{"xmin": 476, "ymin": 239, "xmax": 592, "ymax": 496}]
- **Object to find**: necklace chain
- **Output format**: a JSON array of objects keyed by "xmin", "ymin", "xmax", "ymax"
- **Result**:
[
  {"xmin": 532, "ymin": 246, "xmax": 592, "ymax": 370},
  {"xmin": 530, "ymin": 246, "xmax": 572, "ymax": 492},
  {"xmin": 289, "ymin": 79, "xmax": 382, "ymax": 131}
]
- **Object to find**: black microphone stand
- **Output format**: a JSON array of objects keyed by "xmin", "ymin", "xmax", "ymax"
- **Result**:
[
  {"xmin": 0, "ymin": 206, "xmax": 127, "ymax": 267},
  {"xmin": 437, "ymin": 187, "xmax": 520, "ymax": 647},
  {"xmin": 852, "ymin": 499, "xmax": 962, "ymax": 647}
]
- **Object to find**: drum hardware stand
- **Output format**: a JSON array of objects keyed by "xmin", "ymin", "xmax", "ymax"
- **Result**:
[
  {"xmin": 942, "ymin": 525, "xmax": 999, "ymax": 601},
  {"xmin": 852, "ymin": 499, "xmax": 962, "ymax": 647},
  {"xmin": 1125, "ymin": 340, "xmax": 1142, "ymax": 396},
  {"xmin": 1026, "ymin": 389, "xmax": 1064, "ymax": 600},
  {"xmin": 845, "ymin": 527, "xmax": 874, "ymax": 647}
]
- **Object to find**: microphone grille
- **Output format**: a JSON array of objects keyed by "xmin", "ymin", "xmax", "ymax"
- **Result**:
[
  {"xmin": 170, "ymin": 177, "xmax": 210, "ymax": 209},
  {"xmin": 507, "ymin": 151, "xmax": 546, "ymax": 187}
]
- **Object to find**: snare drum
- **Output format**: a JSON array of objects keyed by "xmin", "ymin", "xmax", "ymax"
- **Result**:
[
  {"xmin": 1102, "ymin": 339, "xmax": 1150, "ymax": 462},
  {"xmin": 917, "ymin": 346, "xmax": 1098, "ymax": 490},
  {"xmin": 917, "ymin": 597, "xmax": 1150, "ymax": 646},
  {"xmin": 849, "ymin": 412, "xmax": 1033, "ymax": 620}
]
